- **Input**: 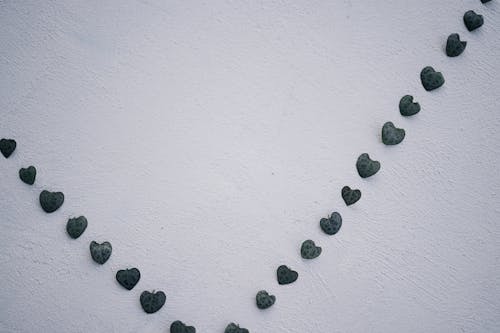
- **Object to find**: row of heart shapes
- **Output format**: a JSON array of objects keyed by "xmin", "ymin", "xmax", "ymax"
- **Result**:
[
  {"xmin": 0, "ymin": 5, "xmax": 489, "ymax": 332},
  {"xmin": 1, "ymin": 144, "xmax": 215, "ymax": 331}
]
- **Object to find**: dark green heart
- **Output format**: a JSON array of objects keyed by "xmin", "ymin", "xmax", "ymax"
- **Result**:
[
  {"xmin": 356, "ymin": 153, "xmax": 380, "ymax": 178},
  {"xmin": 39, "ymin": 190, "xmax": 64, "ymax": 213},
  {"xmin": 19, "ymin": 166, "xmax": 36, "ymax": 185},
  {"xmin": 382, "ymin": 122, "xmax": 405, "ymax": 145},
  {"xmin": 446, "ymin": 33, "xmax": 466, "ymax": 57},
  {"xmin": 277, "ymin": 265, "xmax": 298, "ymax": 285},
  {"xmin": 464, "ymin": 10, "xmax": 483, "ymax": 31},
  {"xmin": 90, "ymin": 241, "xmax": 112, "ymax": 264},
  {"xmin": 399, "ymin": 95, "xmax": 421, "ymax": 116},
  {"xmin": 116, "ymin": 268, "xmax": 141, "ymax": 291},
  {"xmin": 301, "ymin": 239, "xmax": 322, "ymax": 259},
  {"xmin": 320, "ymin": 212, "xmax": 342, "ymax": 235},
  {"xmin": 420, "ymin": 66, "xmax": 445, "ymax": 91},
  {"xmin": 0, "ymin": 138, "xmax": 16, "ymax": 158},
  {"xmin": 481, "ymin": 0, "xmax": 491, "ymax": 3},
  {"xmin": 255, "ymin": 290, "xmax": 276, "ymax": 310},
  {"xmin": 224, "ymin": 323, "xmax": 249, "ymax": 333},
  {"xmin": 342, "ymin": 186, "xmax": 361, "ymax": 206},
  {"xmin": 140, "ymin": 290, "xmax": 166, "ymax": 314},
  {"xmin": 170, "ymin": 320, "xmax": 196, "ymax": 333},
  {"xmin": 66, "ymin": 216, "xmax": 88, "ymax": 239}
]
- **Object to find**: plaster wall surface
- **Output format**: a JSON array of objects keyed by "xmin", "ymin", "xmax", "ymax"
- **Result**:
[{"xmin": 1, "ymin": 1, "xmax": 499, "ymax": 332}]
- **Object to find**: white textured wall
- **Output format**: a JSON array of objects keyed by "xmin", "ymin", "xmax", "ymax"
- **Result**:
[{"xmin": 1, "ymin": 1, "xmax": 499, "ymax": 332}]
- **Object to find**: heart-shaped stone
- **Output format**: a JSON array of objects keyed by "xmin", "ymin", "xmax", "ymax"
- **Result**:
[
  {"xmin": 89, "ymin": 241, "xmax": 112, "ymax": 264},
  {"xmin": 300, "ymin": 239, "xmax": 322, "ymax": 259},
  {"xmin": 356, "ymin": 153, "xmax": 380, "ymax": 178},
  {"xmin": 382, "ymin": 122, "xmax": 405, "ymax": 145},
  {"xmin": 277, "ymin": 265, "xmax": 298, "ymax": 285},
  {"xmin": 420, "ymin": 66, "xmax": 445, "ymax": 91},
  {"xmin": 255, "ymin": 290, "xmax": 276, "ymax": 310},
  {"xmin": 0, "ymin": 138, "xmax": 16, "ymax": 158},
  {"xmin": 170, "ymin": 320, "xmax": 196, "ymax": 333},
  {"xmin": 399, "ymin": 95, "xmax": 421, "ymax": 116},
  {"xmin": 342, "ymin": 186, "xmax": 361, "ymax": 206},
  {"xmin": 116, "ymin": 268, "xmax": 141, "ymax": 290},
  {"xmin": 66, "ymin": 216, "xmax": 88, "ymax": 239},
  {"xmin": 320, "ymin": 212, "xmax": 342, "ymax": 235},
  {"xmin": 464, "ymin": 10, "xmax": 483, "ymax": 31},
  {"xmin": 19, "ymin": 166, "xmax": 36, "ymax": 185},
  {"xmin": 224, "ymin": 323, "xmax": 249, "ymax": 333},
  {"xmin": 140, "ymin": 290, "xmax": 166, "ymax": 314},
  {"xmin": 446, "ymin": 33, "xmax": 467, "ymax": 57},
  {"xmin": 39, "ymin": 190, "xmax": 65, "ymax": 213}
]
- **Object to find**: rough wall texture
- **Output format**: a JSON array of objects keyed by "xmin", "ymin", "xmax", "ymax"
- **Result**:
[{"xmin": 1, "ymin": 1, "xmax": 499, "ymax": 332}]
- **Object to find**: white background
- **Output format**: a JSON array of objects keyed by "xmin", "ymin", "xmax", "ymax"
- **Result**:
[{"xmin": 1, "ymin": 1, "xmax": 499, "ymax": 332}]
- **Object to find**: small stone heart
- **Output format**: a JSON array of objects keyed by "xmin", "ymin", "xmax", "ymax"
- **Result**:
[
  {"xmin": 356, "ymin": 153, "xmax": 380, "ymax": 178},
  {"xmin": 277, "ymin": 265, "xmax": 298, "ymax": 285},
  {"xmin": 399, "ymin": 95, "xmax": 421, "ymax": 116},
  {"xmin": 464, "ymin": 10, "xmax": 483, "ymax": 31},
  {"xmin": 382, "ymin": 122, "xmax": 405, "ymax": 145},
  {"xmin": 140, "ymin": 290, "xmax": 166, "ymax": 314},
  {"xmin": 66, "ymin": 216, "xmax": 88, "ymax": 239},
  {"xmin": 224, "ymin": 323, "xmax": 249, "ymax": 333},
  {"xmin": 320, "ymin": 212, "xmax": 342, "ymax": 235},
  {"xmin": 39, "ymin": 190, "xmax": 64, "ymax": 213},
  {"xmin": 0, "ymin": 138, "xmax": 16, "ymax": 158},
  {"xmin": 19, "ymin": 166, "xmax": 36, "ymax": 185},
  {"xmin": 170, "ymin": 320, "xmax": 196, "ymax": 333},
  {"xmin": 255, "ymin": 290, "xmax": 276, "ymax": 310},
  {"xmin": 300, "ymin": 239, "xmax": 322, "ymax": 259},
  {"xmin": 420, "ymin": 66, "xmax": 445, "ymax": 91},
  {"xmin": 446, "ymin": 33, "xmax": 467, "ymax": 57},
  {"xmin": 342, "ymin": 186, "xmax": 361, "ymax": 206},
  {"xmin": 90, "ymin": 241, "xmax": 112, "ymax": 264},
  {"xmin": 116, "ymin": 268, "xmax": 141, "ymax": 290}
]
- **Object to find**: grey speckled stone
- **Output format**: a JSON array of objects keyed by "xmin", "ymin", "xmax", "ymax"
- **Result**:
[
  {"xmin": 420, "ymin": 66, "xmax": 445, "ymax": 91},
  {"xmin": 90, "ymin": 241, "xmax": 112, "ymax": 264},
  {"xmin": 320, "ymin": 212, "xmax": 342, "ymax": 235},
  {"xmin": 382, "ymin": 122, "xmax": 405, "ymax": 145},
  {"xmin": 140, "ymin": 290, "xmax": 166, "ymax": 314},
  {"xmin": 39, "ymin": 190, "xmax": 64, "ymax": 213},
  {"xmin": 224, "ymin": 323, "xmax": 249, "ymax": 333},
  {"xmin": 256, "ymin": 290, "xmax": 276, "ymax": 310},
  {"xmin": 277, "ymin": 265, "xmax": 298, "ymax": 285},
  {"xmin": 19, "ymin": 166, "xmax": 36, "ymax": 185},
  {"xmin": 342, "ymin": 186, "xmax": 361, "ymax": 206},
  {"xmin": 464, "ymin": 10, "xmax": 483, "ymax": 31},
  {"xmin": 301, "ymin": 239, "xmax": 322, "ymax": 259},
  {"xmin": 66, "ymin": 216, "xmax": 88, "ymax": 239},
  {"xmin": 356, "ymin": 153, "xmax": 380, "ymax": 178},
  {"xmin": 170, "ymin": 320, "xmax": 196, "ymax": 333},
  {"xmin": 446, "ymin": 33, "xmax": 467, "ymax": 57},
  {"xmin": 0, "ymin": 138, "xmax": 16, "ymax": 158},
  {"xmin": 116, "ymin": 268, "xmax": 141, "ymax": 290},
  {"xmin": 399, "ymin": 95, "xmax": 421, "ymax": 116}
]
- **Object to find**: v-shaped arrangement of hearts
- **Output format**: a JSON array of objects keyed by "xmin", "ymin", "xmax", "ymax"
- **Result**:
[{"xmin": 0, "ymin": 3, "xmax": 492, "ymax": 332}]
